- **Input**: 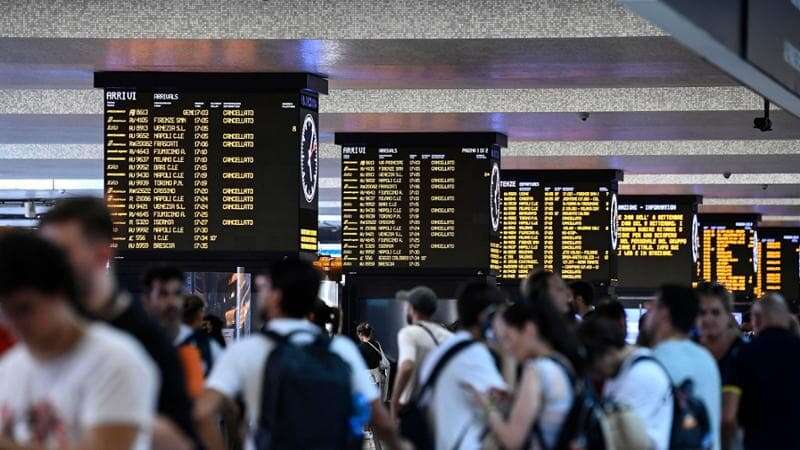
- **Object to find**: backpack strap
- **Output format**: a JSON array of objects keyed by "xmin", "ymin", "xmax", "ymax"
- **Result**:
[
  {"xmin": 416, "ymin": 323, "xmax": 441, "ymax": 346},
  {"xmin": 260, "ymin": 327, "xmax": 333, "ymax": 347},
  {"xmin": 627, "ymin": 354, "xmax": 675, "ymax": 385},
  {"xmin": 415, "ymin": 339, "xmax": 476, "ymax": 400}
]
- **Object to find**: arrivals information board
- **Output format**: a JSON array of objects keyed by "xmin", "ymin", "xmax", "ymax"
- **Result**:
[
  {"xmin": 96, "ymin": 72, "xmax": 325, "ymax": 261},
  {"xmin": 337, "ymin": 133, "xmax": 505, "ymax": 274}
]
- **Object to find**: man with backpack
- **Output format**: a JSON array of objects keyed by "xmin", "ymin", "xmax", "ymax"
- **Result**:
[
  {"xmin": 195, "ymin": 258, "xmax": 407, "ymax": 450},
  {"xmin": 404, "ymin": 281, "xmax": 506, "ymax": 450},
  {"xmin": 391, "ymin": 286, "xmax": 453, "ymax": 418},
  {"xmin": 646, "ymin": 285, "xmax": 721, "ymax": 450}
]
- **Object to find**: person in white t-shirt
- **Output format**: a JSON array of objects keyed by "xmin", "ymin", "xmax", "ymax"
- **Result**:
[
  {"xmin": 194, "ymin": 258, "xmax": 407, "ymax": 450},
  {"xmin": 418, "ymin": 281, "xmax": 506, "ymax": 450},
  {"xmin": 391, "ymin": 286, "xmax": 453, "ymax": 417},
  {"xmin": 578, "ymin": 316, "xmax": 673, "ymax": 450},
  {"xmin": 0, "ymin": 231, "xmax": 158, "ymax": 450}
]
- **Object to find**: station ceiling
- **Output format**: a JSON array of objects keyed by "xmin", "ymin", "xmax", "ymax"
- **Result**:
[{"xmin": 0, "ymin": 0, "xmax": 798, "ymax": 225}]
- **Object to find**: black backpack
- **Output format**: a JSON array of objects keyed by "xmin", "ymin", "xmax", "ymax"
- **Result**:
[
  {"xmin": 255, "ymin": 329, "xmax": 360, "ymax": 450},
  {"xmin": 551, "ymin": 380, "xmax": 608, "ymax": 450},
  {"xmin": 630, "ymin": 355, "xmax": 712, "ymax": 450},
  {"xmin": 399, "ymin": 339, "xmax": 477, "ymax": 450},
  {"xmin": 534, "ymin": 356, "xmax": 608, "ymax": 450}
]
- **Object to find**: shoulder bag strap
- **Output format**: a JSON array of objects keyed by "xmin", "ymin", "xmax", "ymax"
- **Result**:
[
  {"xmin": 366, "ymin": 340, "xmax": 382, "ymax": 355},
  {"xmin": 416, "ymin": 323, "xmax": 440, "ymax": 346},
  {"xmin": 415, "ymin": 339, "xmax": 477, "ymax": 400}
]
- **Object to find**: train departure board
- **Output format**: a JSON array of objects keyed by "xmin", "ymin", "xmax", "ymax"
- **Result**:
[
  {"xmin": 336, "ymin": 133, "xmax": 505, "ymax": 274},
  {"xmin": 95, "ymin": 72, "xmax": 326, "ymax": 262},
  {"xmin": 617, "ymin": 196, "xmax": 701, "ymax": 289},
  {"xmin": 500, "ymin": 170, "xmax": 622, "ymax": 282},
  {"xmin": 756, "ymin": 228, "xmax": 800, "ymax": 303},
  {"xmin": 697, "ymin": 214, "xmax": 760, "ymax": 301}
]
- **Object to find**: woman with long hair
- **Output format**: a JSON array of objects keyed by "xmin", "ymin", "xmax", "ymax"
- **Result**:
[{"xmin": 468, "ymin": 288, "xmax": 583, "ymax": 450}]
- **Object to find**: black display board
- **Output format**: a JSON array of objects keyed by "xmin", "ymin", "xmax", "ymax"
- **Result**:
[
  {"xmin": 500, "ymin": 170, "xmax": 622, "ymax": 282},
  {"xmin": 756, "ymin": 227, "xmax": 800, "ymax": 304},
  {"xmin": 95, "ymin": 72, "xmax": 326, "ymax": 265},
  {"xmin": 697, "ymin": 214, "xmax": 760, "ymax": 301},
  {"xmin": 617, "ymin": 195, "xmax": 701, "ymax": 289},
  {"xmin": 336, "ymin": 132, "xmax": 505, "ymax": 275}
]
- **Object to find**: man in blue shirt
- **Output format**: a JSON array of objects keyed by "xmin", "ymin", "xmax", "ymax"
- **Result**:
[{"xmin": 645, "ymin": 284, "xmax": 721, "ymax": 450}]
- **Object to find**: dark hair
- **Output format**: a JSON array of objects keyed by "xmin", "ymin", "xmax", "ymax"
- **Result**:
[
  {"xmin": 203, "ymin": 314, "xmax": 226, "ymax": 348},
  {"xmin": 310, "ymin": 298, "xmax": 333, "ymax": 331},
  {"xmin": 0, "ymin": 230, "xmax": 81, "ymax": 312},
  {"xmin": 577, "ymin": 316, "xmax": 627, "ymax": 365},
  {"xmin": 403, "ymin": 286, "xmax": 438, "ymax": 318},
  {"xmin": 142, "ymin": 265, "xmax": 185, "ymax": 290},
  {"xmin": 522, "ymin": 269, "xmax": 556, "ymax": 298},
  {"xmin": 658, "ymin": 284, "xmax": 699, "ymax": 334},
  {"xmin": 694, "ymin": 282, "xmax": 732, "ymax": 313},
  {"xmin": 457, "ymin": 281, "xmax": 505, "ymax": 329},
  {"xmin": 39, "ymin": 197, "xmax": 113, "ymax": 243},
  {"xmin": 593, "ymin": 300, "xmax": 626, "ymax": 324},
  {"xmin": 503, "ymin": 289, "xmax": 584, "ymax": 374},
  {"xmin": 356, "ymin": 322, "xmax": 373, "ymax": 338},
  {"xmin": 183, "ymin": 294, "xmax": 206, "ymax": 323},
  {"xmin": 266, "ymin": 258, "xmax": 321, "ymax": 319},
  {"xmin": 569, "ymin": 281, "xmax": 595, "ymax": 307},
  {"xmin": 637, "ymin": 311, "xmax": 652, "ymax": 347}
]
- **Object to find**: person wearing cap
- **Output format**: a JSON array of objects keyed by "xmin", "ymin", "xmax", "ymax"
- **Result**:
[{"xmin": 390, "ymin": 286, "xmax": 453, "ymax": 418}]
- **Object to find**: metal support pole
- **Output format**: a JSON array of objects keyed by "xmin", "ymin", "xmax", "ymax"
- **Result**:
[{"xmin": 235, "ymin": 266, "xmax": 245, "ymax": 340}]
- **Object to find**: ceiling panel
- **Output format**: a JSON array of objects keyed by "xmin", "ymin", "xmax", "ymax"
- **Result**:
[
  {"xmin": 4, "ymin": 111, "xmax": 799, "ymax": 146},
  {"xmin": 0, "ymin": 0, "xmax": 660, "ymax": 40},
  {"xmin": 0, "ymin": 37, "xmax": 733, "ymax": 89},
  {"xmin": 320, "ymin": 111, "xmax": 800, "ymax": 141}
]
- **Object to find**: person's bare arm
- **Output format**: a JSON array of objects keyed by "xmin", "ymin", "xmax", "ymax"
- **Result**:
[
  {"xmin": 193, "ymin": 388, "xmax": 228, "ymax": 450},
  {"xmin": 476, "ymin": 366, "xmax": 541, "ymax": 450},
  {"xmin": 390, "ymin": 359, "xmax": 416, "ymax": 417},
  {"xmin": 151, "ymin": 416, "xmax": 193, "ymax": 450},
  {"xmin": 0, "ymin": 424, "xmax": 138, "ymax": 450},
  {"xmin": 721, "ymin": 388, "xmax": 741, "ymax": 450},
  {"xmin": 370, "ymin": 399, "xmax": 410, "ymax": 450}
]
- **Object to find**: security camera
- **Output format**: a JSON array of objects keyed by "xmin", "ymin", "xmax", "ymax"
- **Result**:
[
  {"xmin": 579, "ymin": 112, "xmax": 590, "ymax": 122},
  {"xmin": 754, "ymin": 117, "xmax": 772, "ymax": 132},
  {"xmin": 762, "ymin": 184, "xmax": 769, "ymax": 190},
  {"xmin": 754, "ymin": 98, "xmax": 773, "ymax": 132},
  {"xmin": 723, "ymin": 172, "xmax": 732, "ymax": 179}
]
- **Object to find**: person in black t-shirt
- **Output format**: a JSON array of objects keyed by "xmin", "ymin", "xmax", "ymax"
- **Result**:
[
  {"xmin": 357, "ymin": 321, "xmax": 391, "ymax": 403},
  {"xmin": 39, "ymin": 197, "xmax": 201, "ymax": 450},
  {"xmin": 357, "ymin": 322, "xmax": 383, "ymax": 370},
  {"xmin": 696, "ymin": 282, "xmax": 746, "ymax": 449},
  {"xmin": 727, "ymin": 294, "xmax": 800, "ymax": 450}
]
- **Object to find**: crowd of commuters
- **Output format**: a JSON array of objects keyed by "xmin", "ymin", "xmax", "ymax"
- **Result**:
[{"xmin": 0, "ymin": 196, "xmax": 800, "ymax": 450}]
